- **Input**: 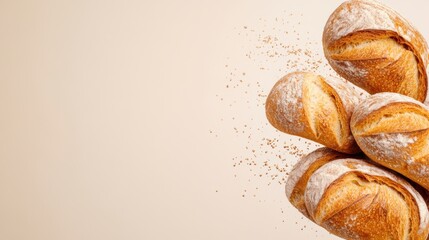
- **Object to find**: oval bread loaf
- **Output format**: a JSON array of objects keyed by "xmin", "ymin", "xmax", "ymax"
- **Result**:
[
  {"xmin": 323, "ymin": 0, "xmax": 429, "ymax": 103},
  {"xmin": 265, "ymin": 72, "xmax": 367, "ymax": 154},
  {"xmin": 351, "ymin": 92, "xmax": 429, "ymax": 191},
  {"xmin": 306, "ymin": 158, "xmax": 429, "ymax": 240},
  {"xmin": 287, "ymin": 152, "xmax": 429, "ymax": 240}
]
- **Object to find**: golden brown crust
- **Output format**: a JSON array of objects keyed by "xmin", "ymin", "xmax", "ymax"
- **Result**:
[
  {"xmin": 323, "ymin": 0, "xmax": 429, "ymax": 103},
  {"xmin": 305, "ymin": 158, "xmax": 429, "ymax": 240},
  {"xmin": 265, "ymin": 72, "xmax": 367, "ymax": 153},
  {"xmin": 351, "ymin": 92, "xmax": 429, "ymax": 191},
  {"xmin": 285, "ymin": 148, "xmax": 350, "ymax": 218},
  {"xmin": 287, "ymin": 148, "xmax": 429, "ymax": 239},
  {"xmin": 320, "ymin": 173, "xmax": 417, "ymax": 239}
]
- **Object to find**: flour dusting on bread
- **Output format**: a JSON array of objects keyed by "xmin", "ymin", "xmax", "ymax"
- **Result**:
[
  {"xmin": 358, "ymin": 133, "xmax": 415, "ymax": 169},
  {"xmin": 286, "ymin": 148, "xmax": 342, "ymax": 199},
  {"xmin": 329, "ymin": 0, "xmax": 394, "ymax": 41},
  {"xmin": 351, "ymin": 92, "xmax": 427, "ymax": 126},
  {"xmin": 342, "ymin": 61, "xmax": 368, "ymax": 78},
  {"xmin": 285, "ymin": 148, "xmax": 328, "ymax": 199},
  {"xmin": 304, "ymin": 158, "xmax": 429, "ymax": 231},
  {"xmin": 273, "ymin": 73, "xmax": 305, "ymax": 133}
]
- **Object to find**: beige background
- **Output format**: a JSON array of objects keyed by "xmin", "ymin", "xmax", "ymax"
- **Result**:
[{"xmin": 1, "ymin": 0, "xmax": 428, "ymax": 239}]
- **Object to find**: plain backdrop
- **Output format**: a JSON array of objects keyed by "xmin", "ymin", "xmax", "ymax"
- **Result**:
[{"xmin": 1, "ymin": 0, "xmax": 429, "ymax": 239}]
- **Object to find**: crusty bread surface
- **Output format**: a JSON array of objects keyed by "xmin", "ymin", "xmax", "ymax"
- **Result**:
[
  {"xmin": 323, "ymin": 0, "xmax": 429, "ymax": 103},
  {"xmin": 351, "ymin": 92, "xmax": 429, "ymax": 192},
  {"xmin": 265, "ymin": 72, "xmax": 367, "ymax": 153},
  {"xmin": 286, "ymin": 147, "xmax": 350, "ymax": 218},
  {"xmin": 300, "ymin": 157, "xmax": 429, "ymax": 239}
]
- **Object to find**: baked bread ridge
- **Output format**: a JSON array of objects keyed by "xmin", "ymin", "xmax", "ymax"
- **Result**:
[
  {"xmin": 285, "ymin": 147, "xmax": 350, "ymax": 218},
  {"xmin": 323, "ymin": 0, "xmax": 429, "ymax": 103},
  {"xmin": 304, "ymin": 158, "xmax": 429, "ymax": 240},
  {"xmin": 351, "ymin": 92, "xmax": 429, "ymax": 190},
  {"xmin": 350, "ymin": 92, "xmax": 429, "ymax": 130},
  {"xmin": 265, "ymin": 72, "xmax": 367, "ymax": 153}
]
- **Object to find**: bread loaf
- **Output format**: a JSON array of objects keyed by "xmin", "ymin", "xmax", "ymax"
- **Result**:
[
  {"xmin": 265, "ymin": 72, "xmax": 367, "ymax": 154},
  {"xmin": 351, "ymin": 92, "xmax": 429, "ymax": 192},
  {"xmin": 287, "ymin": 152, "xmax": 429, "ymax": 239},
  {"xmin": 286, "ymin": 147, "xmax": 350, "ymax": 218},
  {"xmin": 323, "ymin": 0, "xmax": 429, "ymax": 103}
]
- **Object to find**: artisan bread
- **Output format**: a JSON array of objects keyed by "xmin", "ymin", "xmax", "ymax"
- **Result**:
[
  {"xmin": 351, "ymin": 92, "xmax": 429, "ymax": 191},
  {"xmin": 323, "ymin": 0, "xmax": 429, "ymax": 103},
  {"xmin": 265, "ymin": 72, "xmax": 367, "ymax": 154},
  {"xmin": 287, "ymin": 154, "xmax": 429, "ymax": 239},
  {"xmin": 307, "ymin": 158, "xmax": 429, "ymax": 240},
  {"xmin": 286, "ymin": 147, "xmax": 351, "ymax": 218}
]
